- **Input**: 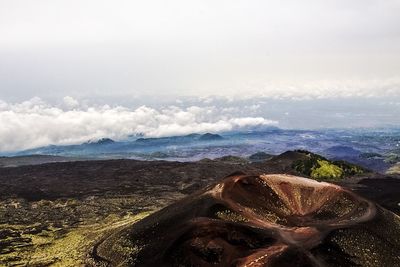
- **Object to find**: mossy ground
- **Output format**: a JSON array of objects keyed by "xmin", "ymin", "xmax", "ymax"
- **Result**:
[
  {"xmin": 292, "ymin": 150, "xmax": 367, "ymax": 181},
  {"xmin": 0, "ymin": 156, "xmax": 390, "ymax": 266},
  {"xmin": 311, "ymin": 159, "xmax": 343, "ymax": 181},
  {"xmin": 0, "ymin": 203, "xmax": 152, "ymax": 267}
]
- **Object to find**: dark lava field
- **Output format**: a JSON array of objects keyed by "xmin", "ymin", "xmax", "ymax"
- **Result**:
[{"xmin": 1, "ymin": 151, "xmax": 400, "ymax": 266}]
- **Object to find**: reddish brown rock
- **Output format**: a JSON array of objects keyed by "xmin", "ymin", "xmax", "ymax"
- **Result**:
[{"xmin": 96, "ymin": 174, "xmax": 400, "ymax": 267}]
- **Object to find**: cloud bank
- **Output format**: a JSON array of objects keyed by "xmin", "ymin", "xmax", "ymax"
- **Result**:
[
  {"xmin": 225, "ymin": 78, "xmax": 400, "ymax": 100},
  {"xmin": 1, "ymin": 1, "xmax": 399, "ymax": 100},
  {"xmin": 0, "ymin": 97, "xmax": 277, "ymax": 152}
]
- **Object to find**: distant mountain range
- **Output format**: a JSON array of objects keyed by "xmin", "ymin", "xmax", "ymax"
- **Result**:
[{"xmin": 2, "ymin": 128, "xmax": 400, "ymax": 173}]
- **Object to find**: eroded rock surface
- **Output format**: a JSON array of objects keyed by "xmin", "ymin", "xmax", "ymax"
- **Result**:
[{"xmin": 100, "ymin": 174, "xmax": 400, "ymax": 267}]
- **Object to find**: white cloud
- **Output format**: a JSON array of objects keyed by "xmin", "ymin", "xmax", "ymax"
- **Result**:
[
  {"xmin": 62, "ymin": 96, "xmax": 79, "ymax": 109},
  {"xmin": 235, "ymin": 78, "xmax": 400, "ymax": 100},
  {"xmin": 0, "ymin": 98, "xmax": 277, "ymax": 152}
]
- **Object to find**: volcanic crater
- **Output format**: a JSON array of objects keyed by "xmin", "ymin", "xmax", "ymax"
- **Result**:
[{"xmin": 95, "ymin": 174, "xmax": 400, "ymax": 266}]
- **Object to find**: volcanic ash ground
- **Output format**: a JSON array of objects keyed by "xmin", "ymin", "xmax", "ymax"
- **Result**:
[{"xmin": 94, "ymin": 174, "xmax": 400, "ymax": 267}]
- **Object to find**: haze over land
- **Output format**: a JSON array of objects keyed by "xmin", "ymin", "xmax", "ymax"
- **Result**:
[
  {"xmin": 1, "ymin": 0, "xmax": 400, "ymax": 152},
  {"xmin": 1, "ymin": 96, "xmax": 400, "ymax": 152}
]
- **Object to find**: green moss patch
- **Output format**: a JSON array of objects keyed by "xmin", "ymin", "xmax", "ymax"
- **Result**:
[
  {"xmin": 292, "ymin": 150, "xmax": 368, "ymax": 181},
  {"xmin": 311, "ymin": 160, "xmax": 344, "ymax": 181}
]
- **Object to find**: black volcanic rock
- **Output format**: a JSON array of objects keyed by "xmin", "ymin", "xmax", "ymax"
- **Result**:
[
  {"xmin": 95, "ymin": 174, "xmax": 400, "ymax": 266},
  {"xmin": 2, "ymin": 155, "xmax": 400, "ymax": 266},
  {"xmin": 214, "ymin": 156, "xmax": 249, "ymax": 164},
  {"xmin": 249, "ymin": 152, "xmax": 274, "ymax": 162},
  {"xmin": 0, "ymin": 155, "xmax": 76, "ymax": 167}
]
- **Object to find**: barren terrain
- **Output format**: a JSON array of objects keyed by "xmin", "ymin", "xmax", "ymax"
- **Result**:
[{"xmin": 0, "ymin": 151, "xmax": 399, "ymax": 266}]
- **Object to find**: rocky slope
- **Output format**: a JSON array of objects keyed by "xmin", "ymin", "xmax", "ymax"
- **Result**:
[
  {"xmin": 94, "ymin": 174, "xmax": 400, "ymax": 266},
  {"xmin": 1, "ymin": 151, "xmax": 399, "ymax": 266}
]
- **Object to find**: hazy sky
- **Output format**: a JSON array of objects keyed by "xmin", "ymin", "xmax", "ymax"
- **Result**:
[
  {"xmin": 1, "ymin": 1, "xmax": 400, "ymax": 151},
  {"xmin": 0, "ymin": 0, "xmax": 399, "ymax": 100}
]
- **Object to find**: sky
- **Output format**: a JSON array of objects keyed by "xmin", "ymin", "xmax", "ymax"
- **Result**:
[{"xmin": 0, "ymin": 0, "xmax": 400, "ymax": 151}]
